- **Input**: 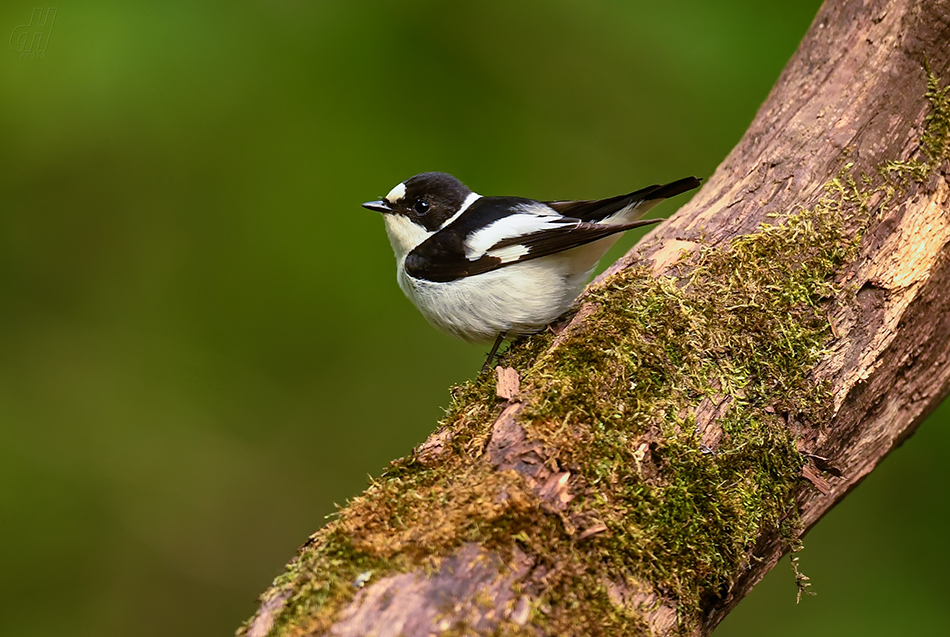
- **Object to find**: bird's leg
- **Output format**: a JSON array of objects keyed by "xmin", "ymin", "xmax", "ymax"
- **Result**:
[{"xmin": 480, "ymin": 331, "xmax": 508, "ymax": 373}]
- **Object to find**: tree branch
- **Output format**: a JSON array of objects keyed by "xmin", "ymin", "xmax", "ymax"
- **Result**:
[{"xmin": 239, "ymin": 0, "xmax": 950, "ymax": 634}]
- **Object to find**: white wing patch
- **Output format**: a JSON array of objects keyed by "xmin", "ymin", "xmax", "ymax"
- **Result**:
[
  {"xmin": 486, "ymin": 244, "xmax": 530, "ymax": 263},
  {"xmin": 464, "ymin": 214, "xmax": 571, "ymax": 259},
  {"xmin": 385, "ymin": 182, "xmax": 407, "ymax": 203}
]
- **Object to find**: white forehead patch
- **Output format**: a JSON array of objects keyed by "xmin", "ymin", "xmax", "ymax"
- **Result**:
[{"xmin": 385, "ymin": 182, "xmax": 407, "ymax": 203}]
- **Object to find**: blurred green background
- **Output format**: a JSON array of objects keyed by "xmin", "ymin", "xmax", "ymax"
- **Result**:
[{"xmin": 1, "ymin": 1, "xmax": 947, "ymax": 635}]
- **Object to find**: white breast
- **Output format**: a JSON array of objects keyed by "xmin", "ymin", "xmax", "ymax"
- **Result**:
[{"xmin": 396, "ymin": 250, "xmax": 596, "ymax": 344}]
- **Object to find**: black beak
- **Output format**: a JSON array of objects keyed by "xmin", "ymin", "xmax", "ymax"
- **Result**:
[{"xmin": 362, "ymin": 200, "xmax": 391, "ymax": 214}]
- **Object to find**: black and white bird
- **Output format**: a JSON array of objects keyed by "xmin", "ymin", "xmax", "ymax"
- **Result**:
[{"xmin": 363, "ymin": 172, "xmax": 700, "ymax": 370}]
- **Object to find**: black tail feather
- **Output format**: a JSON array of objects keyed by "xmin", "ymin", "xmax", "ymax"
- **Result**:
[{"xmin": 545, "ymin": 176, "xmax": 701, "ymax": 222}]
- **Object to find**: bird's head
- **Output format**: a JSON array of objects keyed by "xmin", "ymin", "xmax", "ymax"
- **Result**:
[{"xmin": 363, "ymin": 172, "xmax": 477, "ymax": 257}]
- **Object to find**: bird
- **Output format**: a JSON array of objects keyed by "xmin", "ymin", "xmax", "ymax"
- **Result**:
[{"xmin": 363, "ymin": 172, "xmax": 700, "ymax": 371}]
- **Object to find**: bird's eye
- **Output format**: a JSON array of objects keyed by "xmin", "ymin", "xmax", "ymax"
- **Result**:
[{"xmin": 414, "ymin": 200, "xmax": 430, "ymax": 214}]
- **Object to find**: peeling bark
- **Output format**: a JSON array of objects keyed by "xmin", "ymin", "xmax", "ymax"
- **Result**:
[
  {"xmin": 240, "ymin": 0, "xmax": 950, "ymax": 634},
  {"xmin": 328, "ymin": 544, "xmax": 535, "ymax": 637}
]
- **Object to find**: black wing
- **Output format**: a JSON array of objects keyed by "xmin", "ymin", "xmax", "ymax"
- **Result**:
[
  {"xmin": 404, "ymin": 177, "xmax": 700, "ymax": 283},
  {"xmin": 545, "ymin": 176, "xmax": 701, "ymax": 222},
  {"xmin": 404, "ymin": 216, "xmax": 662, "ymax": 283}
]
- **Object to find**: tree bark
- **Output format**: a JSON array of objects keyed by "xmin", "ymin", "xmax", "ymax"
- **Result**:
[{"xmin": 239, "ymin": 0, "xmax": 950, "ymax": 635}]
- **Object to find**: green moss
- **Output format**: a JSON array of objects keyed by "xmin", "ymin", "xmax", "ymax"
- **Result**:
[
  {"xmin": 923, "ymin": 61, "xmax": 950, "ymax": 163},
  {"xmin": 239, "ymin": 70, "xmax": 949, "ymax": 637},
  {"xmin": 252, "ymin": 527, "xmax": 405, "ymax": 636},
  {"xmin": 242, "ymin": 197, "xmax": 858, "ymax": 637},
  {"xmin": 494, "ymin": 199, "xmax": 857, "ymax": 627},
  {"xmin": 880, "ymin": 67, "xmax": 949, "ymax": 187}
]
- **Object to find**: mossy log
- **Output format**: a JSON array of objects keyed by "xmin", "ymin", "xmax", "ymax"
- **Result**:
[{"xmin": 240, "ymin": 0, "xmax": 950, "ymax": 635}]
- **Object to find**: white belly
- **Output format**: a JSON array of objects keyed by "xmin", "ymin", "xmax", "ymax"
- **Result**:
[{"xmin": 396, "ymin": 237, "xmax": 619, "ymax": 344}]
